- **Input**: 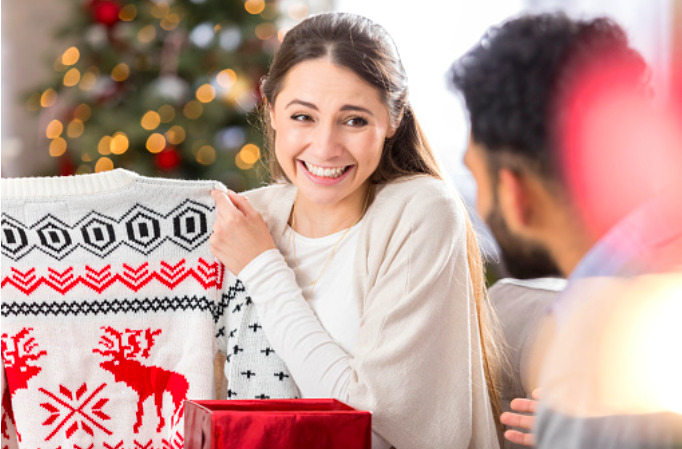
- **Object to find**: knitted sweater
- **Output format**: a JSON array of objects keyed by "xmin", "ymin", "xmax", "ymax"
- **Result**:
[{"xmin": 0, "ymin": 169, "xmax": 296, "ymax": 449}]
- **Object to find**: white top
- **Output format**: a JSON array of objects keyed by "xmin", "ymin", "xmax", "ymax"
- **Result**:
[
  {"xmin": 239, "ymin": 176, "xmax": 500, "ymax": 449},
  {"xmin": 281, "ymin": 225, "xmax": 361, "ymax": 353}
]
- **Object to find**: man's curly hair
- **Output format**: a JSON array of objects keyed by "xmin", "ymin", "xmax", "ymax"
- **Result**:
[{"xmin": 449, "ymin": 12, "xmax": 649, "ymax": 183}]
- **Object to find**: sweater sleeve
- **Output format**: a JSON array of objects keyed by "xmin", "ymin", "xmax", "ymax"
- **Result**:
[
  {"xmin": 238, "ymin": 249, "xmax": 353, "ymax": 398},
  {"xmin": 344, "ymin": 181, "xmax": 499, "ymax": 449}
]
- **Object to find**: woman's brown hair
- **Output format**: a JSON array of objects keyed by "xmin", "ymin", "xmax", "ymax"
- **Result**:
[{"xmin": 259, "ymin": 11, "xmax": 506, "ymax": 432}]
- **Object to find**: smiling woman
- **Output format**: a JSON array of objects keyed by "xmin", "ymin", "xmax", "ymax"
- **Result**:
[
  {"xmin": 208, "ymin": 12, "xmax": 505, "ymax": 449},
  {"xmin": 268, "ymin": 58, "xmax": 393, "ymax": 232}
]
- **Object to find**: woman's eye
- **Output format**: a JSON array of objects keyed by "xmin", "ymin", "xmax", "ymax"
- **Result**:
[
  {"xmin": 346, "ymin": 117, "xmax": 368, "ymax": 127},
  {"xmin": 291, "ymin": 114, "xmax": 312, "ymax": 122}
]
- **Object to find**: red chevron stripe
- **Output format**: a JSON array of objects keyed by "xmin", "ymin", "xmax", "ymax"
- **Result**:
[{"xmin": 1, "ymin": 260, "xmax": 224, "ymax": 295}]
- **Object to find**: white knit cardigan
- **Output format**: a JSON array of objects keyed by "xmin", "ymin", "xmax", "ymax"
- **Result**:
[{"xmin": 243, "ymin": 175, "xmax": 500, "ymax": 449}]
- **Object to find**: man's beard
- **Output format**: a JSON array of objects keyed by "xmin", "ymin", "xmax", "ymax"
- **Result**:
[{"xmin": 486, "ymin": 204, "xmax": 563, "ymax": 279}]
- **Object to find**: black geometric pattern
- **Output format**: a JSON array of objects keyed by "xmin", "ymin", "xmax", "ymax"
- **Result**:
[
  {"xmin": 1, "ymin": 295, "xmax": 216, "ymax": 318},
  {"xmin": 1, "ymin": 199, "xmax": 213, "ymax": 261}
]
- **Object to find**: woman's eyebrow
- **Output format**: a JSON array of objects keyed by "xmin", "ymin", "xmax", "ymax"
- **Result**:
[{"xmin": 285, "ymin": 99, "xmax": 374, "ymax": 116}]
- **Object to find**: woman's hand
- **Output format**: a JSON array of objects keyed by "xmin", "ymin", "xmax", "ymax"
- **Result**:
[
  {"xmin": 210, "ymin": 189, "xmax": 277, "ymax": 275},
  {"xmin": 500, "ymin": 388, "xmax": 540, "ymax": 447}
]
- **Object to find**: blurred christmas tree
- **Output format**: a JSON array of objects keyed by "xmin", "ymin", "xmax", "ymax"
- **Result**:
[{"xmin": 26, "ymin": 0, "xmax": 282, "ymax": 190}]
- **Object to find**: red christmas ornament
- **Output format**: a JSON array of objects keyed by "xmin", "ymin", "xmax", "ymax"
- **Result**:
[
  {"xmin": 58, "ymin": 154, "xmax": 76, "ymax": 176},
  {"xmin": 155, "ymin": 147, "xmax": 182, "ymax": 171},
  {"xmin": 90, "ymin": 0, "xmax": 121, "ymax": 27}
]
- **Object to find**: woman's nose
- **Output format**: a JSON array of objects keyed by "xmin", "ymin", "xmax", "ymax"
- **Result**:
[{"xmin": 310, "ymin": 122, "xmax": 343, "ymax": 159}]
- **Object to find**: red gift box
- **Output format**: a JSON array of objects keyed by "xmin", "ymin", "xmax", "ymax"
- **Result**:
[{"xmin": 183, "ymin": 399, "xmax": 372, "ymax": 449}]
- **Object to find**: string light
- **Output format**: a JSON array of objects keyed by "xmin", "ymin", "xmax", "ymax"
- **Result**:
[
  {"xmin": 111, "ymin": 63, "xmax": 130, "ymax": 82},
  {"xmin": 195, "ymin": 145, "xmax": 216, "ymax": 165},
  {"xmin": 98, "ymin": 136, "xmax": 113, "ymax": 155},
  {"xmin": 196, "ymin": 83, "xmax": 216, "ymax": 103},
  {"xmin": 146, "ymin": 133, "xmax": 166, "ymax": 153},
  {"xmin": 95, "ymin": 157, "xmax": 114, "ymax": 172},
  {"xmin": 63, "ymin": 68, "xmax": 81, "ymax": 87},
  {"xmin": 216, "ymin": 69, "xmax": 237, "ymax": 88},
  {"xmin": 49, "ymin": 138, "xmax": 68, "ymax": 157},
  {"xmin": 244, "ymin": 0, "xmax": 265, "ymax": 15},
  {"xmin": 82, "ymin": 153, "xmax": 93, "ymax": 162},
  {"xmin": 158, "ymin": 104, "xmax": 176, "ymax": 122},
  {"xmin": 150, "ymin": 2, "xmax": 169, "ymax": 18},
  {"xmin": 110, "ymin": 132, "xmax": 129, "ymax": 154},
  {"xmin": 255, "ymin": 23, "xmax": 275, "ymax": 40},
  {"xmin": 240, "ymin": 143, "xmax": 260, "ymax": 164},
  {"xmin": 119, "ymin": 4, "xmax": 137, "ymax": 21},
  {"xmin": 183, "ymin": 100, "xmax": 203, "ymax": 119},
  {"xmin": 235, "ymin": 143, "xmax": 260, "ymax": 169},
  {"xmin": 46, "ymin": 120, "xmax": 64, "ymax": 139},
  {"xmin": 79, "ymin": 69, "xmax": 98, "ymax": 91},
  {"xmin": 40, "ymin": 88, "xmax": 58, "ymax": 108},
  {"xmin": 161, "ymin": 12, "xmax": 181, "ymax": 30},
  {"xmin": 61, "ymin": 46, "xmax": 80, "ymax": 66},
  {"xmin": 74, "ymin": 104, "xmax": 92, "ymax": 121},
  {"xmin": 67, "ymin": 119, "xmax": 85, "ymax": 138},
  {"xmin": 166, "ymin": 125, "xmax": 186, "ymax": 145},
  {"xmin": 141, "ymin": 110, "xmax": 161, "ymax": 130},
  {"xmin": 138, "ymin": 25, "xmax": 157, "ymax": 43}
]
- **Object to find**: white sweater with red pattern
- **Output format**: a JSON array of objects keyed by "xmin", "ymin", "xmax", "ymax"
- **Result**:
[{"xmin": 1, "ymin": 169, "xmax": 297, "ymax": 449}]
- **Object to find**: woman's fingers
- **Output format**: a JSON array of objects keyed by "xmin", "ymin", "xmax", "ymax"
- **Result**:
[{"xmin": 226, "ymin": 190, "xmax": 257, "ymax": 217}]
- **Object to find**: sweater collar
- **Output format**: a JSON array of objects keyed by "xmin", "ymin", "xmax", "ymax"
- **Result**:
[{"xmin": 1, "ymin": 168, "xmax": 140, "ymax": 200}]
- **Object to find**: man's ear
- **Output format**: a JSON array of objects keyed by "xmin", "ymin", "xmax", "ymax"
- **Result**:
[{"xmin": 497, "ymin": 168, "xmax": 532, "ymax": 232}]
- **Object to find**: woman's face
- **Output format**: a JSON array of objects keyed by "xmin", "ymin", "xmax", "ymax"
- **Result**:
[{"xmin": 270, "ymin": 57, "xmax": 395, "ymax": 212}]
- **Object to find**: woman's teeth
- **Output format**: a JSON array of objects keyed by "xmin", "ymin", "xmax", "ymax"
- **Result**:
[{"xmin": 303, "ymin": 161, "xmax": 347, "ymax": 178}]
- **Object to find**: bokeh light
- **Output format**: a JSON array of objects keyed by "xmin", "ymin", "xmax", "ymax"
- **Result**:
[
  {"xmin": 196, "ymin": 145, "xmax": 216, "ymax": 165},
  {"xmin": 67, "ymin": 119, "xmax": 85, "ymax": 138},
  {"xmin": 40, "ymin": 88, "xmax": 58, "ymax": 108},
  {"xmin": 166, "ymin": 125, "xmax": 186, "ymax": 145},
  {"xmin": 141, "ymin": 110, "xmax": 161, "ymax": 130},
  {"xmin": 146, "ymin": 133, "xmax": 166, "ymax": 153},
  {"xmin": 98, "ymin": 136, "xmax": 113, "ymax": 155},
  {"xmin": 46, "ymin": 120, "xmax": 64, "ymax": 139},
  {"xmin": 110, "ymin": 132, "xmax": 129, "ymax": 155},
  {"xmin": 63, "ymin": 68, "xmax": 81, "ymax": 87},
  {"xmin": 183, "ymin": 100, "xmax": 203, "ymax": 119},
  {"xmin": 95, "ymin": 157, "xmax": 114, "ymax": 172},
  {"xmin": 49, "ymin": 138, "xmax": 67, "ymax": 157},
  {"xmin": 244, "ymin": 0, "xmax": 265, "ymax": 15},
  {"xmin": 196, "ymin": 83, "xmax": 216, "ymax": 103},
  {"xmin": 111, "ymin": 63, "xmax": 130, "ymax": 82},
  {"xmin": 61, "ymin": 46, "xmax": 80, "ymax": 65}
]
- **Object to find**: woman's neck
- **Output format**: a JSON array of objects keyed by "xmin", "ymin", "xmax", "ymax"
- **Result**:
[{"xmin": 291, "ymin": 185, "xmax": 371, "ymax": 238}]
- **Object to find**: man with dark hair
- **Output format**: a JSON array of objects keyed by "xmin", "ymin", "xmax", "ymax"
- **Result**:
[{"xmin": 450, "ymin": 12, "xmax": 682, "ymax": 448}]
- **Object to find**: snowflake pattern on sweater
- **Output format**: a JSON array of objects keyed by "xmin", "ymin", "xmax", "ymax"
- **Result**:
[{"xmin": 0, "ymin": 170, "xmax": 298, "ymax": 449}]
